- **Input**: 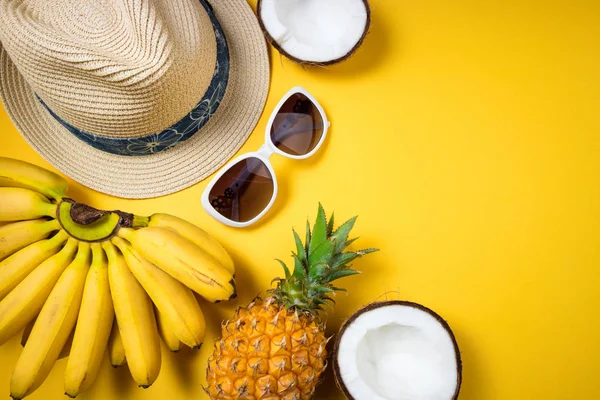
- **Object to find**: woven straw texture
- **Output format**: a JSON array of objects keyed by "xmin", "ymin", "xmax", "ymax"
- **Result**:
[{"xmin": 0, "ymin": 0, "xmax": 270, "ymax": 198}]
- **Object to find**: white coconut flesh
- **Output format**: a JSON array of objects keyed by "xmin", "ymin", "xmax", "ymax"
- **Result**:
[
  {"xmin": 259, "ymin": 0, "xmax": 369, "ymax": 63},
  {"xmin": 335, "ymin": 303, "xmax": 460, "ymax": 400}
]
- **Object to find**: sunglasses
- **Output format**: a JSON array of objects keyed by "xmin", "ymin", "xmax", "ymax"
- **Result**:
[{"xmin": 202, "ymin": 87, "xmax": 329, "ymax": 227}]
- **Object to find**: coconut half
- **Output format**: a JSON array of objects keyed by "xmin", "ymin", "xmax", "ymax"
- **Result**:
[
  {"xmin": 257, "ymin": 0, "xmax": 371, "ymax": 65},
  {"xmin": 333, "ymin": 301, "xmax": 462, "ymax": 400}
]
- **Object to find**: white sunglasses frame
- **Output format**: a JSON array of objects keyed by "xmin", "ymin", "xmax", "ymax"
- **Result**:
[{"xmin": 201, "ymin": 86, "xmax": 330, "ymax": 228}]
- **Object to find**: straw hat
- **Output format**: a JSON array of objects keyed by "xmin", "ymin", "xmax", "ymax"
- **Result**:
[{"xmin": 0, "ymin": 0, "xmax": 269, "ymax": 198}]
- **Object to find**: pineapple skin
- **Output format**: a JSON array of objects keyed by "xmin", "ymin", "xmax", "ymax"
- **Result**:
[{"xmin": 206, "ymin": 297, "xmax": 328, "ymax": 400}]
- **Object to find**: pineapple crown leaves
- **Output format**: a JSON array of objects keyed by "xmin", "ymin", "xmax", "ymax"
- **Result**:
[{"xmin": 269, "ymin": 204, "xmax": 378, "ymax": 314}]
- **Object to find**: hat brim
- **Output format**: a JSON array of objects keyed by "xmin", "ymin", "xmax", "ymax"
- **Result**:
[{"xmin": 0, "ymin": 0, "xmax": 270, "ymax": 199}]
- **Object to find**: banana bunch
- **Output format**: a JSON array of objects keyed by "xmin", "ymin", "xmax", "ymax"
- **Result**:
[{"xmin": 0, "ymin": 157, "xmax": 236, "ymax": 399}]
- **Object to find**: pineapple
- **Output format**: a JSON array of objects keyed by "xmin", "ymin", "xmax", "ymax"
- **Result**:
[{"xmin": 206, "ymin": 205, "xmax": 377, "ymax": 399}]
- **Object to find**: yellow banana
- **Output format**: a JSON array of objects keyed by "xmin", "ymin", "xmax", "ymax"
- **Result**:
[
  {"xmin": 10, "ymin": 243, "xmax": 90, "ymax": 400},
  {"xmin": 64, "ymin": 243, "xmax": 114, "ymax": 398},
  {"xmin": 0, "ymin": 157, "xmax": 67, "ymax": 201},
  {"xmin": 155, "ymin": 307, "xmax": 182, "ymax": 352},
  {"xmin": 112, "ymin": 236, "xmax": 206, "ymax": 349},
  {"xmin": 108, "ymin": 321, "xmax": 126, "ymax": 368},
  {"xmin": 0, "ymin": 219, "xmax": 61, "ymax": 261},
  {"xmin": 104, "ymin": 242, "xmax": 161, "ymax": 388},
  {"xmin": 147, "ymin": 213, "xmax": 235, "ymax": 274},
  {"xmin": 0, "ymin": 238, "xmax": 77, "ymax": 345},
  {"xmin": 0, "ymin": 231, "xmax": 68, "ymax": 300},
  {"xmin": 21, "ymin": 300, "xmax": 76, "ymax": 362},
  {"xmin": 0, "ymin": 187, "xmax": 57, "ymax": 222},
  {"xmin": 118, "ymin": 227, "xmax": 236, "ymax": 303}
]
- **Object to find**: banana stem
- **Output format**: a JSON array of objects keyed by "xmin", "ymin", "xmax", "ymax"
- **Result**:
[
  {"xmin": 132, "ymin": 215, "xmax": 149, "ymax": 228},
  {"xmin": 46, "ymin": 218, "xmax": 61, "ymax": 231},
  {"xmin": 44, "ymin": 203, "xmax": 58, "ymax": 218},
  {"xmin": 46, "ymin": 189, "xmax": 65, "ymax": 203},
  {"xmin": 57, "ymin": 201, "xmax": 122, "ymax": 242}
]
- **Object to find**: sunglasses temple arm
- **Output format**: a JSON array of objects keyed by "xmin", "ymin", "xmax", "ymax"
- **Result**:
[
  {"xmin": 215, "ymin": 164, "xmax": 254, "ymax": 218},
  {"xmin": 228, "ymin": 165, "xmax": 253, "ymax": 196},
  {"xmin": 231, "ymin": 196, "xmax": 240, "ymax": 222}
]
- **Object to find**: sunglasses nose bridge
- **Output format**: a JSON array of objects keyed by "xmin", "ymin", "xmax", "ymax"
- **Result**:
[{"xmin": 257, "ymin": 143, "xmax": 274, "ymax": 159}]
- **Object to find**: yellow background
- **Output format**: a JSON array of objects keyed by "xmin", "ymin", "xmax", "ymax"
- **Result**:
[{"xmin": 1, "ymin": 0, "xmax": 599, "ymax": 399}]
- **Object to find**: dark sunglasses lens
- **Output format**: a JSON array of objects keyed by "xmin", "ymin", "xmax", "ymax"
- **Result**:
[
  {"xmin": 208, "ymin": 158, "xmax": 274, "ymax": 223},
  {"xmin": 270, "ymin": 93, "xmax": 324, "ymax": 156}
]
